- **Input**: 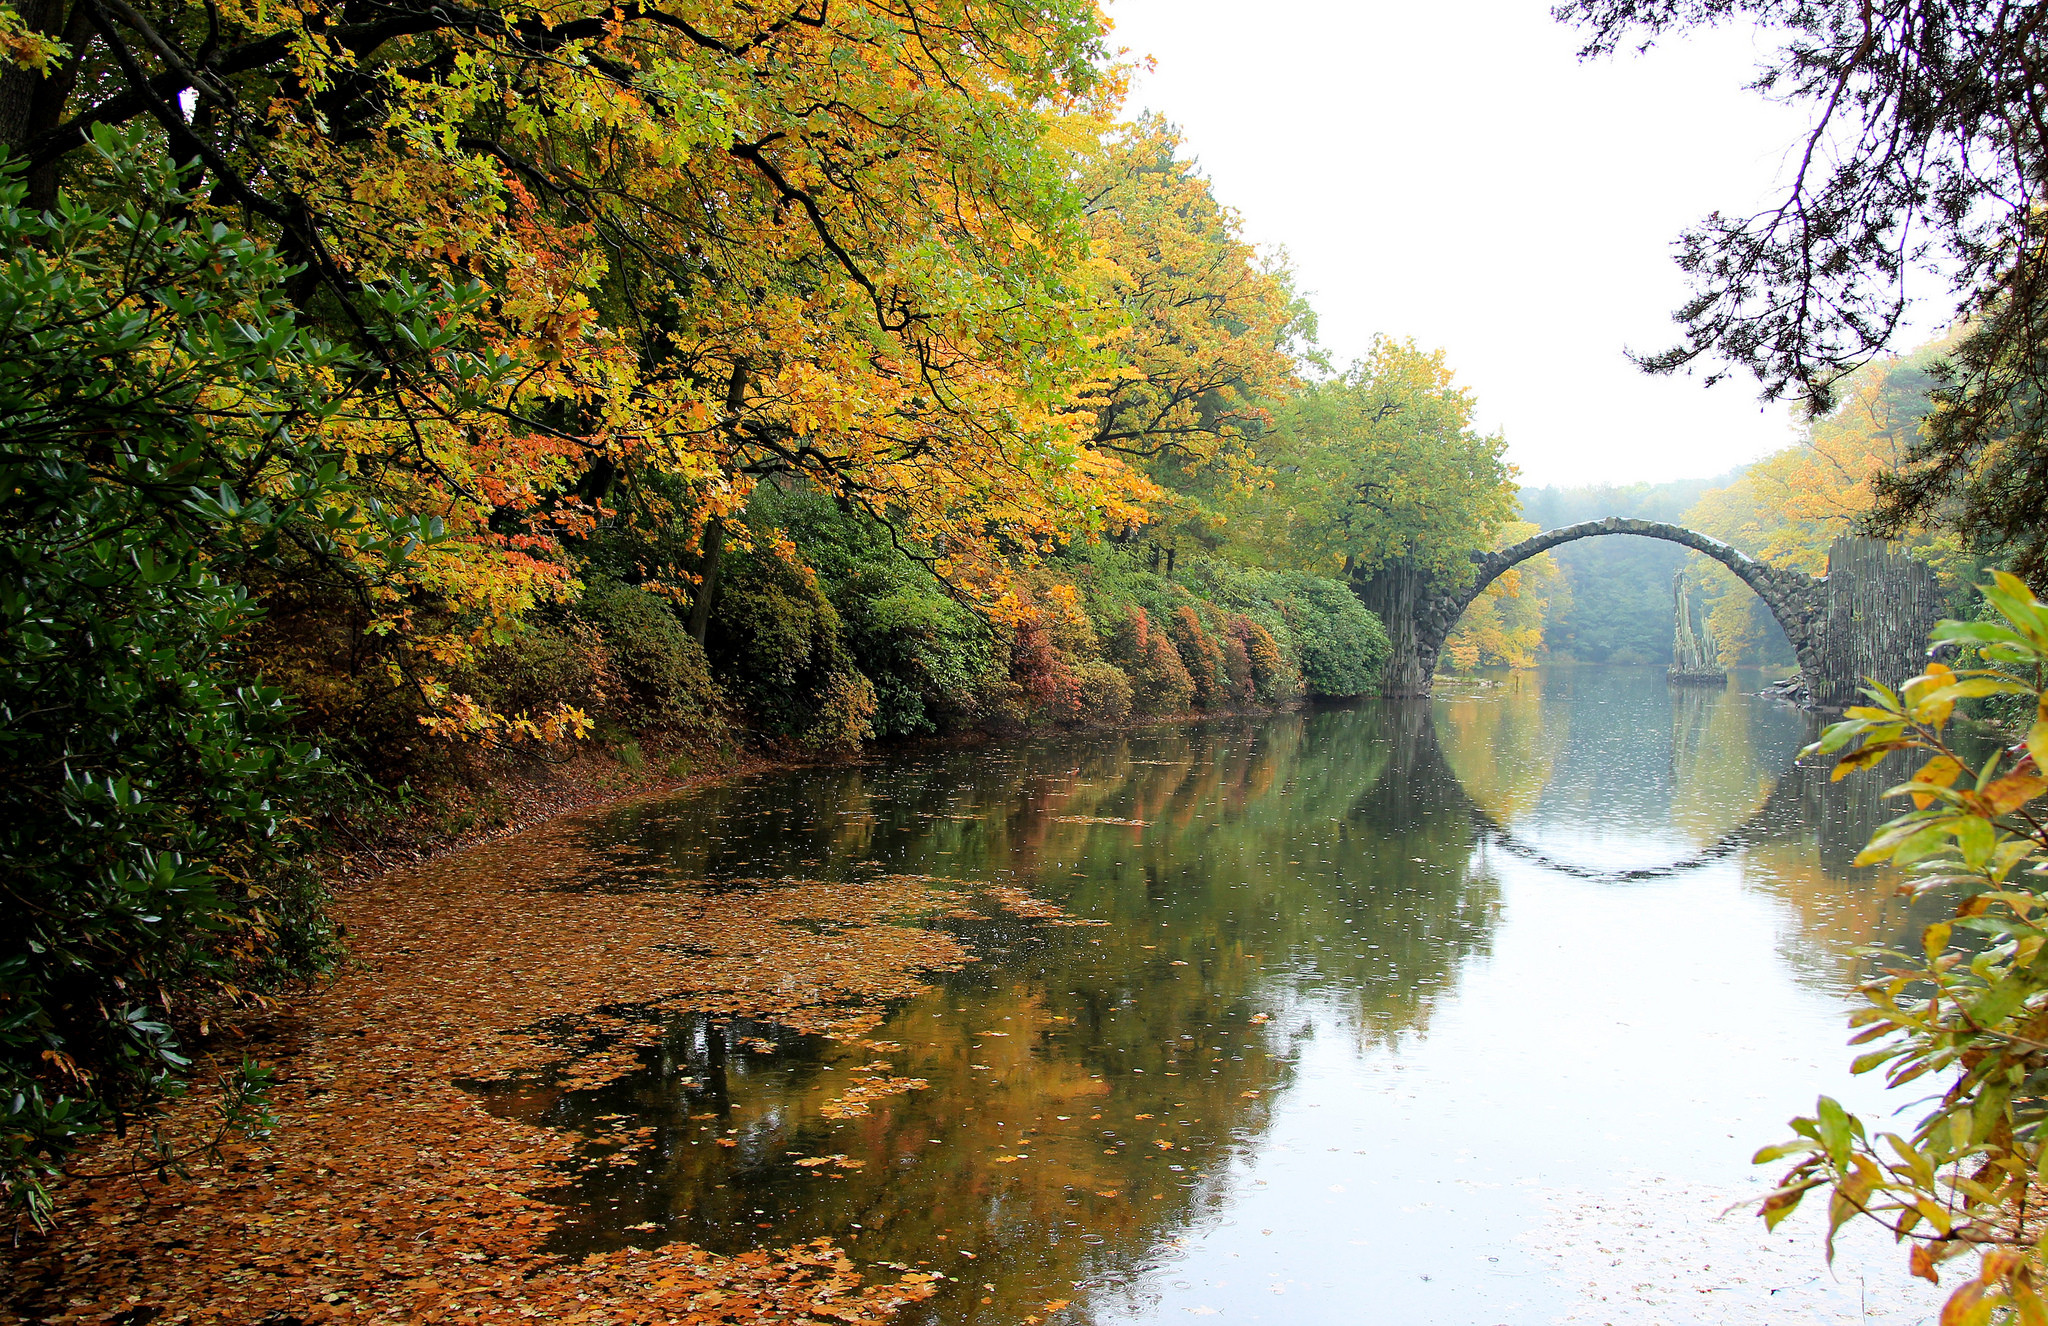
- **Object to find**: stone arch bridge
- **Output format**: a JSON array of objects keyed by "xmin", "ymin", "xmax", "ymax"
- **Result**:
[{"xmin": 1358, "ymin": 518, "xmax": 1944, "ymax": 708}]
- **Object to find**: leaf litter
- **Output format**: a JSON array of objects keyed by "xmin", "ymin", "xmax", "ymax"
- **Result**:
[{"xmin": 1, "ymin": 810, "xmax": 1102, "ymax": 1324}]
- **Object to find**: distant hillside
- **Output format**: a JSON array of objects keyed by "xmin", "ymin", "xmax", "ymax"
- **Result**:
[{"xmin": 1517, "ymin": 477, "xmax": 1795, "ymax": 666}]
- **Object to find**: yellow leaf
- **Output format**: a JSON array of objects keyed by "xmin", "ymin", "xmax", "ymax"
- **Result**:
[
  {"xmin": 1981, "ymin": 772, "xmax": 2047, "ymax": 816},
  {"xmin": 1941, "ymin": 1280, "xmax": 1992, "ymax": 1326},
  {"xmin": 1911, "ymin": 755, "xmax": 1965, "ymax": 809}
]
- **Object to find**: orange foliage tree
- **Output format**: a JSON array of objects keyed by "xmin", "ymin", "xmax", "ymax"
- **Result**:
[
  {"xmin": 1683, "ymin": 343, "xmax": 1965, "ymax": 664},
  {"xmin": 2, "ymin": 0, "xmax": 1172, "ymax": 745}
]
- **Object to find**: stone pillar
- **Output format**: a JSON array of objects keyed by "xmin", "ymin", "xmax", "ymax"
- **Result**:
[
  {"xmin": 1355, "ymin": 563, "xmax": 1434, "ymax": 697},
  {"xmin": 1809, "ymin": 537, "xmax": 1945, "ymax": 710}
]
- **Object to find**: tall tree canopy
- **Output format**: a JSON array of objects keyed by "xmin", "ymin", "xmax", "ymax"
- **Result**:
[
  {"xmin": 1069, "ymin": 114, "xmax": 1308, "ymax": 571},
  {"xmin": 0, "ymin": 0, "xmax": 1176, "ymax": 712},
  {"xmin": 1558, "ymin": 0, "xmax": 2048, "ymax": 573},
  {"xmin": 0, "ymin": 0, "xmax": 1519, "ymax": 1216},
  {"xmin": 1233, "ymin": 338, "xmax": 1517, "ymax": 589}
]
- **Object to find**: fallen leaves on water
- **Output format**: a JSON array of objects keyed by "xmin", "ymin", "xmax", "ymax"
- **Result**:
[
  {"xmin": 819, "ymin": 1076, "xmax": 931, "ymax": 1120},
  {"xmin": 984, "ymin": 884, "xmax": 1108, "ymax": 926},
  {"xmin": 792, "ymin": 1155, "xmax": 867, "ymax": 1171},
  {"xmin": 1050, "ymin": 815, "xmax": 1151, "ymax": 826},
  {"xmin": 2, "ymin": 820, "xmax": 1011, "ymax": 1323}
]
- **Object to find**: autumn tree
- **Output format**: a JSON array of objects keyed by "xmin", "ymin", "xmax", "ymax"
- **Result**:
[
  {"xmin": 1228, "ymin": 338, "xmax": 1518, "ymax": 690},
  {"xmin": 1442, "ymin": 522, "xmax": 1568, "ymax": 671},
  {"xmin": 0, "ymin": 0, "xmax": 1164, "ymax": 741},
  {"xmin": 1681, "ymin": 343, "xmax": 1968, "ymax": 663},
  {"xmin": 1071, "ymin": 115, "xmax": 1309, "ymax": 567}
]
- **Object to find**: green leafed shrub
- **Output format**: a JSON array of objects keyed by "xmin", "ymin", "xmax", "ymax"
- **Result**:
[
  {"xmin": 1276, "ymin": 574, "xmax": 1390, "ymax": 697},
  {"xmin": 0, "ymin": 133, "xmax": 469, "ymax": 1220},
  {"xmin": 573, "ymin": 580, "xmax": 726, "ymax": 739},
  {"xmin": 466, "ymin": 619, "xmax": 609, "ymax": 733},
  {"xmin": 706, "ymin": 546, "xmax": 850, "ymax": 738},
  {"xmin": 803, "ymin": 670, "xmax": 880, "ymax": 751},
  {"xmin": 1074, "ymin": 659, "xmax": 1135, "ymax": 724},
  {"xmin": 744, "ymin": 484, "xmax": 993, "ymax": 738},
  {"xmin": 1758, "ymin": 572, "xmax": 2048, "ymax": 1318}
]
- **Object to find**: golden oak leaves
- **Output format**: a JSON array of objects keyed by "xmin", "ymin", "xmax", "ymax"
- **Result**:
[
  {"xmin": 115, "ymin": 0, "xmax": 1181, "ymax": 726},
  {"xmin": 1075, "ymin": 116, "xmax": 1305, "ymax": 473}
]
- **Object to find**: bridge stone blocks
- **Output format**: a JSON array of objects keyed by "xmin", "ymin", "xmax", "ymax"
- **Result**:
[{"xmin": 1374, "ymin": 518, "xmax": 1943, "ymax": 709}]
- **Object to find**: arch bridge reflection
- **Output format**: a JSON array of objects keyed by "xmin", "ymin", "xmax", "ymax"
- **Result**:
[{"xmin": 1417, "ymin": 675, "xmax": 1914, "ymax": 885}]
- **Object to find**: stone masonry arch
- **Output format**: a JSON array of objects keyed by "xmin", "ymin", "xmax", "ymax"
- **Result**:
[{"xmin": 1363, "ymin": 517, "xmax": 1840, "ymax": 698}]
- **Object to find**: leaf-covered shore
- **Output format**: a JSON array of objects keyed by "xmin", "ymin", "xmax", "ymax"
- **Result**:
[{"xmin": 3, "ymin": 806, "xmax": 1023, "ymax": 1323}]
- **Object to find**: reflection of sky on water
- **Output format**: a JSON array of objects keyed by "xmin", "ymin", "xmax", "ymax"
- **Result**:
[
  {"xmin": 1438, "ymin": 668, "xmax": 1810, "ymax": 874},
  {"xmin": 480, "ymin": 672, "xmax": 1951, "ymax": 1324},
  {"xmin": 1100, "ymin": 857, "xmax": 1939, "ymax": 1323}
]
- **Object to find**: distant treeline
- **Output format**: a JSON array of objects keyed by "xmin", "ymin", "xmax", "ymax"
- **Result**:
[
  {"xmin": 1512, "ymin": 479, "xmax": 1792, "ymax": 669},
  {"xmin": 1478, "ymin": 339, "xmax": 1999, "ymax": 674}
]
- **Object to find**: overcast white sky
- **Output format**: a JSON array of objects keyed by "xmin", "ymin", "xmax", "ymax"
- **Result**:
[{"xmin": 1107, "ymin": 0, "xmax": 1882, "ymax": 488}]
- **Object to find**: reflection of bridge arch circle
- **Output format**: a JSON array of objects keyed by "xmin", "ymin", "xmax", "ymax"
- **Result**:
[
  {"xmin": 1465, "ymin": 790, "xmax": 1792, "ymax": 883},
  {"xmin": 1415, "ymin": 518, "xmax": 1823, "ymax": 686},
  {"xmin": 1419, "ymin": 691, "xmax": 1808, "ymax": 883}
]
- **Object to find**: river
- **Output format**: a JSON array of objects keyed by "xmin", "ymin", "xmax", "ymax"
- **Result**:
[{"xmin": 471, "ymin": 666, "xmax": 1959, "ymax": 1324}]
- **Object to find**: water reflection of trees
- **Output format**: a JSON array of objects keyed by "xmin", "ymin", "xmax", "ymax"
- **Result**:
[
  {"xmin": 1733, "ymin": 749, "xmax": 1973, "ymax": 989},
  {"xmin": 490, "ymin": 707, "xmax": 1506, "ymax": 1323},
  {"xmin": 480, "ymin": 682, "xmax": 1993, "ymax": 1322},
  {"xmin": 1437, "ymin": 669, "xmax": 1810, "ymax": 854}
]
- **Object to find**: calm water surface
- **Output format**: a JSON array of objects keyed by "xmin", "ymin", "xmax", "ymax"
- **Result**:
[{"xmin": 475, "ymin": 667, "xmax": 1957, "ymax": 1323}]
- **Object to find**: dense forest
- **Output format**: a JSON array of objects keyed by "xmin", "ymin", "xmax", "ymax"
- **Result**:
[{"xmin": 0, "ymin": 0, "xmax": 1531, "ymax": 1214}]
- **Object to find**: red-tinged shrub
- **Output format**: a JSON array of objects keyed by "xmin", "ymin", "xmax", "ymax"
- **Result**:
[
  {"xmin": 1227, "ymin": 613, "xmax": 1295, "ymax": 702},
  {"xmin": 1220, "ymin": 627, "xmax": 1255, "ymax": 702},
  {"xmin": 1110, "ymin": 605, "xmax": 1195, "ymax": 713},
  {"xmin": 1011, "ymin": 612, "xmax": 1081, "ymax": 720},
  {"xmin": 1169, "ymin": 605, "xmax": 1229, "ymax": 708}
]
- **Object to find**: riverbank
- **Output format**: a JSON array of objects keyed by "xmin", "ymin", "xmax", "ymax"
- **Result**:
[
  {"xmin": 1, "ymin": 798, "xmax": 1035, "ymax": 1322},
  {"xmin": 323, "ymin": 695, "xmax": 1314, "ymax": 885},
  {"xmin": 2, "ymin": 701, "xmax": 1300, "ymax": 1325},
  {"xmin": 6, "ymin": 673, "xmax": 1962, "ymax": 1323}
]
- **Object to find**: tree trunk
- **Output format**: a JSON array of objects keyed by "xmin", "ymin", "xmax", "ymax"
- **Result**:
[
  {"xmin": 0, "ymin": 0, "xmax": 91, "ymax": 209},
  {"xmin": 688, "ymin": 519, "xmax": 723, "ymax": 645}
]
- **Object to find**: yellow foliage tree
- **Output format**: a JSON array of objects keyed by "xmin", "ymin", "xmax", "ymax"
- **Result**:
[
  {"xmin": 1070, "ymin": 114, "xmax": 1310, "ymax": 567},
  {"xmin": 1682, "ymin": 342, "xmax": 1963, "ymax": 664},
  {"xmin": 2, "ymin": 0, "xmax": 1182, "ymax": 739},
  {"xmin": 1443, "ymin": 523, "xmax": 1567, "ymax": 670}
]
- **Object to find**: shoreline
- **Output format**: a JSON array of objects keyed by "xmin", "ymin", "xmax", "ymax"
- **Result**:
[{"xmin": 325, "ymin": 697, "xmax": 1320, "ymax": 891}]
